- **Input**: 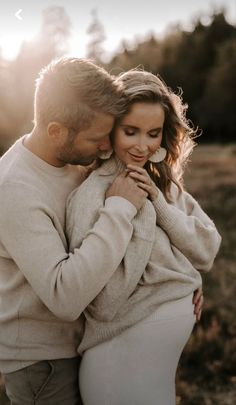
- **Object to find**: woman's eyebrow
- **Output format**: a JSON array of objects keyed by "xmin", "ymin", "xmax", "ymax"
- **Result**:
[
  {"xmin": 149, "ymin": 127, "xmax": 163, "ymax": 131},
  {"xmin": 120, "ymin": 124, "xmax": 138, "ymax": 129}
]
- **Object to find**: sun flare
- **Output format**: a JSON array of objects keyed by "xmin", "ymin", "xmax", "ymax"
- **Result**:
[{"xmin": 0, "ymin": 34, "xmax": 28, "ymax": 60}]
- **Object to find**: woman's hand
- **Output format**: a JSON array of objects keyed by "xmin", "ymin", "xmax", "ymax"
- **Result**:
[
  {"xmin": 193, "ymin": 287, "xmax": 204, "ymax": 322},
  {"xmin": 126, "ymin": 164, "xmax": 158, "ymax": 201}
]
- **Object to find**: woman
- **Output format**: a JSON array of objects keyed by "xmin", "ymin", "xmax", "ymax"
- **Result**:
[{"xmin": 66, "ymin": 69, "xmax": 221, "ymax": 404}]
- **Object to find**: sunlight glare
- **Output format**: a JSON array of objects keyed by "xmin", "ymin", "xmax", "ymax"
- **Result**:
[{"xmin": 1, "ymin": 34, "xmax": 27, "ymax": 60}]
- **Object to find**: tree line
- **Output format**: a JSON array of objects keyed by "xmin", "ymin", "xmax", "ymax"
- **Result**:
[
  {"xmin": 0, "ymin": 7, "xmax": 235, "ymax": 154},
  {"xmin": 106, "ymin": 12, "xmax": 236, "ymax": 144}
]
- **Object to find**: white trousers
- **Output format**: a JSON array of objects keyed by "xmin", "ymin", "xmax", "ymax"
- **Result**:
[{"xmin": 79, "ymin": 294, "xmax": 195, "ymax": 405}]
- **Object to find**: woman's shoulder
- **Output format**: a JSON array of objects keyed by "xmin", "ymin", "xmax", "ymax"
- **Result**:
[
  {"xmin": 169, "ymin": 181, "xmax": 183, "ymax": 202},
  {"xmin": 67, "ymin": 166, "xmax": 111, "ymax": 212},
  {"xmin": 67, "ymin": 156, "xmax": 123, "ymax": 211}
]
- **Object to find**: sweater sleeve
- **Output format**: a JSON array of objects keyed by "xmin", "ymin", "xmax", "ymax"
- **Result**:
[
  {"xmin": 0, "ymin": 181, "xmax": 136, "ymax": 321},
  {"xmin": 66, "ymin": 180, "xmax": 155, "ymax": 322},
  {"xmin": 152, "ymin": 184, "xmax": 221, "ymax": 271}
]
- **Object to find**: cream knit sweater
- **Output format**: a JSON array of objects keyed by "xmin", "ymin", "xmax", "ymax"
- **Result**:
[
  {"xmin": 0, "ymin": 138, "xmax": 137, "ymax": 373},
  {"xmin": 66, "ymin": 156, "xmax": 221, "ymax": 354}
]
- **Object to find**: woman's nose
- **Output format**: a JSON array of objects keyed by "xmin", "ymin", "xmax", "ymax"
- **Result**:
[{"xmin": 135, "ymin": 138, "xmax": 148, "ymax": 152}]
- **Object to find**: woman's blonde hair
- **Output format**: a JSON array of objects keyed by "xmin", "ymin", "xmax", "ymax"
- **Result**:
[{"xmin": 115, "ymin": 69, "xmax": 197, "ymax": 199}]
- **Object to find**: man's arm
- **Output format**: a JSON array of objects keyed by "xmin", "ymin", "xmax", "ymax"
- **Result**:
[
  {"xmin": 193, "ymin": 286, "xmax": 204, "ymax": 321},
  {"xmin": 0, "ymin": 175, "xmax": 146, "ymax": 322}
]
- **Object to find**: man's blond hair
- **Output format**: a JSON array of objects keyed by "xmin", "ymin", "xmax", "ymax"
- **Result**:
[{"xmin": 34, "ymin": 57, "xmax": 125, "ymax": 131}]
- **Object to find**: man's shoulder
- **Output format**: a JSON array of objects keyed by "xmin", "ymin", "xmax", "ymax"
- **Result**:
[
  {"xmin": 0, "ymin": 141, "xmax": 23, "ymax": 184},
  {"xmin": 0, "ymin": 142, "xmax": 40, "ymax": 198}
]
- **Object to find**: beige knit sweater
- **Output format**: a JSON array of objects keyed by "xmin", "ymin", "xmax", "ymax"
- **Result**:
[
  {"xmin": 66, "ymin": 156, "xmax": 221, "ymax": 354},
  {"xmin": 0, "ymin": 138, "xmax": 137, "ymax": 373}
]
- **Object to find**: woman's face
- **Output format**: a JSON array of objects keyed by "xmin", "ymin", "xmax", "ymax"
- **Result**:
[{"xmin": 113, "ymin": 102, "xmax": 165, "ymax": 167}]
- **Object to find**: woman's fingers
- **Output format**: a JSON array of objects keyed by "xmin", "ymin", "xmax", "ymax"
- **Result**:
[
  {"xmin": 128, "ymin": 171, "xmax": 151, "ymax": 185},
  {"xmin": 137, "ymin": 182, "xmax": 152, "ymax": 191},
  {"xmin": 126, "ymin": 167, "xmax": 158, "ymax": 201},
  {"xmin": 126, "ymin": 166, "xmax": 152, "ymax": 185},
  {"xmin": 136, "ymin": 182, "xmax": 158, "ymax": 201}
]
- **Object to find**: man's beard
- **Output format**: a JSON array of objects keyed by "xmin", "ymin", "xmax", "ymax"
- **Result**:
[
  {"xmin": 67, "ymin": 156, "xmax": 96, "ymax": 166},
  {"xmin": 57, "ymin": 138, "xmax": 96, "ymax": 166},
  {"xmin": 57, "ymin": 149, "xmax": 96, "ymax": 166}
]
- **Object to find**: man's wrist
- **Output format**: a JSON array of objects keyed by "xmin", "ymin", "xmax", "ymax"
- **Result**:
[{"xmin": 105, "ymin": 196, "xmax": 137, "ymax": 218}]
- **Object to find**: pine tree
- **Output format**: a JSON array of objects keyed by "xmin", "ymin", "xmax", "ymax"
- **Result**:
[{"xmin": 86, "ymin": 9, "xmax": 106, "ymax": 63}]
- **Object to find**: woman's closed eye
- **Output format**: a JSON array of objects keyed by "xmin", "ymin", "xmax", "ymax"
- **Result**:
[
  {"xmin": 124, "ymin": 128, "xmax": 136, "ymax": 136},
  {"xmin": 148, "ymin": 129, "xmax": 162, "ymax": 138}
]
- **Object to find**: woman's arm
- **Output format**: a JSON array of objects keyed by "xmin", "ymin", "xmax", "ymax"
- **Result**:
[
  {"xmin": 151, "ymin": 185, "xmax": 221, "ymax": 271},
  {"xmin": 127, "ymin": 165, "xmax": 221, "ymax": 271}
]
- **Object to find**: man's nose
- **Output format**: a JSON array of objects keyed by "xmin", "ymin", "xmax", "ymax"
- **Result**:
[{"xmin": 99, "ymin": 137, "xmax": 112, "ymax": 151}]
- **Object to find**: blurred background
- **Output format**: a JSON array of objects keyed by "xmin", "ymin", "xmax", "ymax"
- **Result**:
[{"xmin": 0, "ymin": 1, "xmax": 235, "ymax": 404}]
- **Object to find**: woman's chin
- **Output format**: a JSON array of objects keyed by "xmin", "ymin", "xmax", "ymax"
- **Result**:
[{"xmin": 117, "ymin": 154, "xmax": 146, "ymax": 167}]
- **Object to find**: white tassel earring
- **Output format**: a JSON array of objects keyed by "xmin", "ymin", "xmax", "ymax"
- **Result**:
[
  {"xmin": 97, "ymin": 149, "xmax": 113, "ymax": 160},
  {"xmin": 149, "ymin": 147, "xmax": 167, "ymax": 163}
]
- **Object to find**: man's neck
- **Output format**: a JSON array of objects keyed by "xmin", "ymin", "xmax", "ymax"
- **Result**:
[{"xmin": 24, "ymin": 128, "xmax": 65, "ymax": 168}]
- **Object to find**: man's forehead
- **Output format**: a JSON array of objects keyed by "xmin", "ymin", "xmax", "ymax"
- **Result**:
[
  {"xmin": 78, "ymin": 126, "xmax": 112, "ymax": 140},
  {"xmin": 84, "ymin": 114, "xmax": 114, "ymax": 132}
]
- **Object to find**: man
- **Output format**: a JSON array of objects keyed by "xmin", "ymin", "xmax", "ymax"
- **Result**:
[
  {"xmin": 0, "ymin": 57, "xmax": 148, "ymax": 404},
  {"xmin": 0, "ymin": 57, "xmax": 203, "ymax": 404}
]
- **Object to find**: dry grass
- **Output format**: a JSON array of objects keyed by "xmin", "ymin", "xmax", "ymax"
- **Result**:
[
  {"xmin": 1, "ymin": 144, "xmax": 236, "ymax": 404},
  {"xmin": 176, "ymin": 144, "xmax": 236, "ymax": 404}
]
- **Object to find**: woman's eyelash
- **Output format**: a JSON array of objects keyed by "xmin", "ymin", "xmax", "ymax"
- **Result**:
[
  {"xmin": 149, "ymin": 130, "xmax": 161, "ymax": 138},
  {"xmin": 124, "ymin": 130, "xmax": 135, "ymax": 135},
  {"xmin": 123, "ymin": 128, "xmax": 161, "ymax": 137},
  {"xmin": 149, "ymin": 133, "xmax": 159, "ymax": 138}
]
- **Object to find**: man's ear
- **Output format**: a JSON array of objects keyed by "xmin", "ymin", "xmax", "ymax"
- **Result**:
[{"xmin": 47, "ymin": 122, "xmax": 68, "ymax": 142}]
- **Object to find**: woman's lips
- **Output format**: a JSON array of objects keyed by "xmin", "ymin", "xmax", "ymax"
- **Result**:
[{"xmin": 128, "ymin": 152, "xmax": 147, "ymax": 162}]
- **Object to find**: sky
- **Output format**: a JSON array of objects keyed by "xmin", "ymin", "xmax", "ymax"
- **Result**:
[{"xmin": 0, "ymin": 0, "xmax": 235, "ymax": 60}]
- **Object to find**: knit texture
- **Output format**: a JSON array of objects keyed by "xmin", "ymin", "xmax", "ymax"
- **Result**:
[
  {"xmin": 66, "ymin": 156, "xmax": 222, "ymax": 354},
  {"xmin": 0, "ymin": 138, "xmax": 137, "ymax": 373}
]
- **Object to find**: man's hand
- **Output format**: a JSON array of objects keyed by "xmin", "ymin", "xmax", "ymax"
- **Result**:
[
  {"xmin": 106, "ymin": 171, "xmax": 148, "ymax": 211},
  {"xmin": 193, "ymin": 287, "xmax": 204, "ymax": 321}
]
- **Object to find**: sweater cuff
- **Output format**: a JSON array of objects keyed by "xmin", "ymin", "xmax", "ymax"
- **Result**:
[
  {"xmin": 152, "ymin": 191, "xmax": 176, "ymax": 230},
  {"xmin": 105, "ymin": 196, "xmax": 137, "ymax": 220}
]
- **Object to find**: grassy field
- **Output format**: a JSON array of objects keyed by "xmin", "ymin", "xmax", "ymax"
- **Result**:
[
  {"xmin": 0, "ymin": 144, "xmax": 235, "ymax": 404},
  {"xmin": 176, "ymin": 144, "xmax": 236, "ymax": 404}
]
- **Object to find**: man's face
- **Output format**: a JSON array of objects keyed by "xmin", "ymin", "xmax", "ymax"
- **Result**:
[{"xmin": 57, "ymin": 113, "xmax": 114, "ymax": 166}]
